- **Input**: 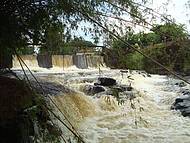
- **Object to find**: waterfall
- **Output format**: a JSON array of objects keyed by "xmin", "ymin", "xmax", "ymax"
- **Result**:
[
  {"xmin": 63, "ymin": 55, "xmax": 74, "ymax": 68},
  {"xmin": 73, "ymin": 54, "xmax": 88, "ymax": 69},
  {"xmin": 13, "ymin": 55, "xmax": 39, "ymax": 68},
  {"xmin": 52, "ymin": 93, "xmax": 97, "ymax": 128},
  {"xmin": 86, "ymin": 55, "xmax": 105, "ymax": 68},
  {"xmin": 52, "ymin": 55, "xmax": 64, "ymax": 68},
  {"xmin": 12, "ymin": 54, "xmax": 106, "ymax": 69}
]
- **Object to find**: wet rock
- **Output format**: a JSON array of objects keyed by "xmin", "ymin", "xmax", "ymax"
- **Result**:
[
  {"xmin": 179, "ymin": 88, "xmax": 190, "ymax": 96},
  {"xmin": 138, "ymin": 71, "xmax": 151, "ymax": 77},
  {"xmin": 147, "ymin": 74, "xmax": 151, "ymax": 77},
  {"xmin": 171, "ymin": 93, "xmax": 190, "ymax": 117},
  {"xmin": 175, "ymin": 81, "xmax": 187, "ymax": 87},
  {"xmin": 111, "ymin": 86, "xmax": 123, "ymax": 92},
  {"xmin": 83, "ymin": 85, "xmax": 105, "ymax": 95},
  {"xmin": 95, "ymin": 77, "xmax": 116, "ymax": 86},
  {"xmin": 119, "ymin": 91, "xmax": 136, "ymax": 100},
  {"xmin": 173, "ymin": 100, "xmax": 190, "ymax": 110},
  {"xmin": 181, "ymin": 107, "xmax": 190, "ymax": 117},
  {"xmin": 31, "ymin": 81, "xmax": 73, "ymax": 95},
  {"xmin": 120, "ymin": 70, "xmax": 129, "ymax": 73},
  {"xmin": 114, "ymin": 84, "xmax": 134, "ymax": 92}
]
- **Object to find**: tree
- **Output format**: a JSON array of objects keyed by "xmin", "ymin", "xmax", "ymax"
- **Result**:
[
  {"xmin": 60, "ymin": 37, "xmax": 96, "ymax": 54},
  {"xmin": 140, "ymin": 32, "xmax": 161, "ymax": 46},
  {"xmin": 111, "ymin": 31, "xmax": 157, "ymax": 50},
  {"xmin": 151, "ymin": 23, "xmax": 188, "ymax": 42},
  {"xmin": 0, "ymin": 0, "xmax": 151, "ymax": 53}
]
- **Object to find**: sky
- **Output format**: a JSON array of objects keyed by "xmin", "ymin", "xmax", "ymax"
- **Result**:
[
  {"xmin": 151, "ymin": 0, "xmax": 190, "ymax": 30},
  {"xmin": 76, "ymin": 0, "xmax": 190, "ymax": 45}
]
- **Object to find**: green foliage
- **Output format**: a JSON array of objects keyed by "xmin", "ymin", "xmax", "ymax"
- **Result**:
[
  {"xmin": 125, "ymin": 52, "xmax": 144, "ymax": 70},
  {"xmin": 107, "ymin": 39, "xmax": 190, "ymax": 74},
  {"xmin": 26, "ymin": 93, "xmax": 62, "ymax": 143},
  {"xmin": 142, "ymin": 44, "xmax": 171, "ymax": 73},
  {"xmin": 111, "ymin": 23, "xmax": 188, "ymax": 50},
  {"xmin": 40, "ymin": 24, "xmax": 65, "ymax": 54},
  {"xmin": 16, "ymin": 47, "xmax": 34, "ymax": 55},
  {"xmin": 151, "ymin": 23, "xmax": 188, "ymax": 42},
  {"xmin": 66, "ymin": 37, "xmax": 95, "ymax": 47},
  {"xmin": 55, "ymin": 37, "xmax": 96, "ymax": 55},
  {"xmin": 109, "ymin": 22, "xmax": 189, "ymax": 74},
  {"xmin": 140, "ymin": 32, "xmax": 161, "ymax": 46},
  {"xmin": 0, "ymin": 0, "xmax": 148, "ymax": 54}
]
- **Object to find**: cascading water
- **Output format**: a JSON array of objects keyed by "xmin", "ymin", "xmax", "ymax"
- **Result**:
[
  {"xmin": 86, "ymin": 55, "xmax": 105, "ymax": 68},
  {"xmin": 48, "ymin": 70, "xmax": 190, "ymax": 143},
  {"xmin": 63, "ymin": 55, "xmax": 74, "ymax": 68},
  {"xmin": 73, "ymin": 54, "xmax": 88, "ymax": 69},
  {"xmin": 12, "ymin": 57, "xmax": 190, "ymax": 143},
  {"xmin": 13, "ymin": 55, "xmax": 39, "ymax": 68}
]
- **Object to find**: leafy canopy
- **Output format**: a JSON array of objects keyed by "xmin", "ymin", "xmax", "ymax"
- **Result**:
[
  {"xmin": 151, "ymin": 23, "xmax": 188, "ymax": 42},
  {"xmin": 0, "ymin": 0, "xmax": 151, "ymax": 53},
  {"xmin": 111, "ymin": 23, "xmax": 188, "ymax": 49}
]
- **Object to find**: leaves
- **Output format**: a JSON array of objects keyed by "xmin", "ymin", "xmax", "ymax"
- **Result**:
[{"xmin": 0, "ymin": 0, "xmax": 153, "ymax": 53}]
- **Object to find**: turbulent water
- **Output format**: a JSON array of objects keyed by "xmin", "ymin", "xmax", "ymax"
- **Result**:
[
  {"xmin": 13, "ymin": 63, "xmax": 190, "ymax": 143},
  {"xmin": 76, "ymin": 72, "xmax": 190, "ymax": 143}
]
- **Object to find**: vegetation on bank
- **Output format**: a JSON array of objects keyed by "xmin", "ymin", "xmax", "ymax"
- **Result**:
[
  {"xmin": 0, "ymin": 76, "xmax": 62, "ymax": 143},
  {"xmin": 106, "ymin": 23, "xmax": 190, "ymax": 75}
]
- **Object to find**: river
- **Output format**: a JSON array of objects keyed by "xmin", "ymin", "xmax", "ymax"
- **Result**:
[{"xmin": 12, "ymin": 56, "xmax": 190, "ymax": 143}]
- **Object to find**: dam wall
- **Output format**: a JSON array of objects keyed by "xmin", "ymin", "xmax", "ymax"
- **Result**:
[{"xmin": 13, "ymin": 54, "xmax": 105, "ymax": 69}]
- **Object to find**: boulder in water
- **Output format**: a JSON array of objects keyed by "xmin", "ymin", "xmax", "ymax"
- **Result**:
[
  {"xmin": 181, "ymin": 89, "xmax": 190, "ymax": 95},
  {"xmin": 96, "ymin": 77, "xmax": 116, "ymax": 86},
  {"xmin": 112, "ymin": 84, "xmax": 133, "ymax": 92},
  {"xmin": 171, "ymin": 91, "xmax": 190, "ymax": 117},
  {"xmin": 181, "ymin": 107, "xmax": 190, "ymax": 117},
  {"xmin": 175, "ymin": 81, "xmax": 187, "ymax": 87},
  {"xmin": 31, "ymin": 81, "xmax": 74, "ymax": 95},
  {"xmin": 83, "ymin": 85, "xmax": 105, "ymax": 95}
]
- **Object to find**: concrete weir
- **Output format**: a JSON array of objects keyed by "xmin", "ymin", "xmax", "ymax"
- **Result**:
[{"xmin": 13, "ymin": 54, "xmax": 105, "ymax": 69}]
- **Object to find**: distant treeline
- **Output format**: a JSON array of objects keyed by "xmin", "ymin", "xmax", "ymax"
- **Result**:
[
  {"xmin": 16, "ymin": 37, "xmax": 96, "ymax": 55},
  {"xmin": 105, "ymin": 23, "xmax": 190, "ymax": 75}
]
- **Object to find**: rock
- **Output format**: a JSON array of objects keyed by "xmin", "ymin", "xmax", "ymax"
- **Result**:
[
  {"xmin": 96, "ymin": 77, "xmax": 116, "ymax": 86},
  {"xmin": 94, "ymin": 92, "xmax": 107, "ymax": 98},
  {"xmin": 112, "ymin": 86, "xmax": 123, "ymax": 92},
  {"xmin": 31, "ymin": 81, "xmax": 73, "ymax": 95},
  {"xmin": 179, "ymin": 89, "xmax": 190, "ymax": 95},
  {"xmin": 138, "ymin": 71, "xmax": 151, "ymax": 77},
  {"xmin": 83, "ymin": 85, "xmax": 105, "ymax": 95},
  {"xmin": 110, "ymin": 84, "xmax": 134, "ymax": 93},
  {"xmin": 120, "ymin": 70, "xmax": 129, "ymax": 73},
  {"xmin": 177, "ymin": 95, "xmax": 190, "ymax": 102},
  {"xmin": 119, "ymin": 91, "xmax": 136, "ymax": 100},
  {"xmin": 181, "ymin": 107, "xmax": 190, "ymax": 117},
  {"xmin": 172, "ymin": 94, "xmax": 190, "ymax": 117},
  {"xmin": 182, "ymin": 91, "xmax": 190, "ymax": 95},
  {"xmin": 147, "ymin": 74, "xmax": 151, "ymax": 77},
  {"xmin": 175, "ymin": 81, "xmax": 187, "ymax": 87},
  {"xmin": 173, "ymin": 101, "xmax": 190, "ymax": 110},
  {"xmin": 126, "ymin": 75, "xmax": 134, "ymax": 80},
  {"xmin": 120, "ymin": 84, "xmax": 133, "ymax": 91}
]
